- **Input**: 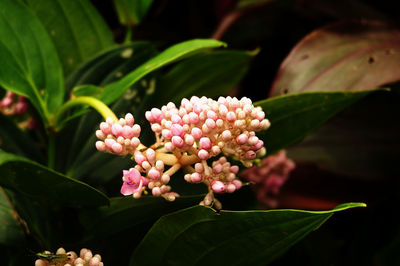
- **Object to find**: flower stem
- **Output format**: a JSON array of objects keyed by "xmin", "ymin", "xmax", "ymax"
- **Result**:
[{"xmin": 53, "ymin": 96, "xmax": 118, "ymax": 131}]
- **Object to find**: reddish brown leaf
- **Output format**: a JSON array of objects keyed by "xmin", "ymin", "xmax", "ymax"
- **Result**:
[{"xmin": 270, "ymin": 20, "xmax": 400, "ymax": 96}]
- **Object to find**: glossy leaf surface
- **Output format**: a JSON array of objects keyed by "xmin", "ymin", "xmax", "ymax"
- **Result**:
[
  {"xmin": 99, "ymin": 39, "xmax": 226, "ymax": 105},
  {"xmin": 131, "ymin": 203, "xmax": 365, "ymax": 265},
  {"xmin": 270, "ymin": 21, "xmax": 400, "ymax": 96},
  {"xmin": 0, "ymin": 150, "xmax": 109, "ymax": 207},
  {"xmin": 255, "ymin": 90, "xmax": 379, "ymax": 154},
  {"xmin": 0, "ymin": 0, "xmax": 64, "ymax": 120},
  {"xmin": 80, "ymin": 195, "xmax": 203, "ymax": 239},
  {"xmin": 26, "ymin": 0, "xmax": 114, "ymax": 75}
]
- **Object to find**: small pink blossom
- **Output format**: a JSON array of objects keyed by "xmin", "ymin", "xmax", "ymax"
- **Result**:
[{"xmin": 120, "ymin": 168, "xmax": 148, "ymax": 196}]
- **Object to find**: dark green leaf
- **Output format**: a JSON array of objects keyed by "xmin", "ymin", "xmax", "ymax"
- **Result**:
[
  {"xmin": 255, "ymin": 90, "xmax": 381, "ymax": 154},
  {"xmin": 0, "ymin": 188, "xmax": 25, "ymax": 246},
  {"xmin": 113, "ymin": 0, "xmax": 153, "ymax": 26},
  {"xmin": 0, "ymin": 0, "xmax": 64, "ymax": 121},
  {"xmin": 287, "ymin": 90, "xmax": 400, "ymax": 179},
  {"xmin": 270, "ymin": 21, "xmax": 400, "ymax": 96},
  {"xmin": 0, "ymin": 114, "xmax": 44, "ymax": 162},
  {"xmin": 131, "ymin": 203, "xmax": 366, "ymax": 266},
  {"xmin": 80, "ymin": 195, "xmax": 203, "ymax": 239},
  {"xmin": 99, "ymin": 39, "xmax": 227, "ymax": 105},
  {"xmin": 0, "ymin": 149, "xmax": 109, "ymax": 207},
  {"xmin": 156, "ymin": 50, "xmax": 254, "ymax": 106},
  {"xmin": 26, "ymin": 0, "xmax": 114, "ymax": 75}
]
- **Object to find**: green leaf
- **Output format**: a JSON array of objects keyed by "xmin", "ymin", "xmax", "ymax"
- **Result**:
[
  {"xmin": 287, "ymin": 89, "xmax": 400, "ymax": 179},
  {"xmin": 0, "ymin": 188, "xmax": 25, "ymax": 246},
  {"xmin": 255, "ymin": 90, "xmax": 381, "ymax": 154},
  {"xmin": 0, "ymin": 0, "xmax": 64, "ymax": 122},
  {"xmin": 0, "ymin": 149, "xmax": 109, "ymax": 207},
  {"xmin": 113, "ymin": 0, "xmax": 153, "ymax": 26},
  {"xmin": 99, "ymin": 39, "xmax": 227, "ymax": 105},
  {"xmin": 26, "ymin": 0, "xmax": 114, "ymax": 76},
  {"xmin": 270, "ymin": 21, "xmax": 400, "ymax": 96},
  {"xmin": 0, "ymin": 114, "xmax": 44, "ymax": 162},
  {"xmin": 131, "ymin": 203, "xmax": 366, "ymax": 265},
  {"xmin": 80, "ymin": 195, "xmax": 203, "ymax": 239},
  {"xmin": 156, "ymin": 50, "xmax": 254, "ymax": 106}
]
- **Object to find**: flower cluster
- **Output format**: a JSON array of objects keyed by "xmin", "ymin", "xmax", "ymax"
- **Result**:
[
  {"xmin": 0, "ymin": 91, "xmax": 28, "ymax": 116},
  {"xmin": 95, "ymin": 96, "xmax": 270, "ymax": 208},
  {"xmin": 35, "ymin": 247, "xmax": 103, "ymax": 266},
  {"xmin": 240, "ymin": 150, "xmax": 295, "ymax": 208}
]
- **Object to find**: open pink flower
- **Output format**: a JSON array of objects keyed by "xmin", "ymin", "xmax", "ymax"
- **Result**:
[{"xmin": 120, "ymin": 168, "xmax": 148, "ymax": 196}]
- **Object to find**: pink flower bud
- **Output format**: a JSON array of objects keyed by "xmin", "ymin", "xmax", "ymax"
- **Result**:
[
  {"xmin": 226, "ymin": 111, "xmax": 236, "ymax": 122},
  {"xmin": 171, "ymin": 124, "xmax": 184, "ymax": 137},
  {"xmin": 100, "ymin": 122, "xmax": 111, "ymax": 134},
  {"xmin": 111, "ymin": 143, "xmax": 123, "ymax": 153},
  {"xmin": 152, "ymin": 187, "xmax": 161, "ymax": 196},
  {"xmin": 104, "ymin": 138, "xmax": 116, "ymax": 148},
  {"xmin": 236, "ymin": 134, "xmax": 249, "ymax": 145},
  {"xmin": 151, "ymin": 108, "xmax": 163, "ymax": 122},
  {"xmin": 198, "ymin": 149, "xmax": 209, "ymax": 160},
  {"xmin": 161, "ymin": 174, "xmax": 170, "ymax": 183},
  {"xmin": 199, "ymin": 137, "xmax": 211, "ymax": 150},
  {"xmin": 226, "ymin": 183, "xmax": 236, "ymax": 193},
  {"xmin": 205, "ymin": 118, "xmax": 216, "ymax": 129},
  {"xmin": 162, "ymin": 129, "xmax": 172, "ymax": 139},
  {"xmin": 189, "ymin": 112, "xmax": 200, "ymax": 124},
  {"xmin": 125, "ymin": 113, "xmax": 134, "ymax": 125},
  {"xmin": 151, "ymin": 123, "xmax": 162, "ymax": 133},
  {"xmin": 148, "ymin": 168, "xmax": 161, "ymax": 179},
  {"xmin": 232, "ymin": 180, "xmax": 242, "ymax": 189},
  {"xmin": 171, "ymin": 114, "xmax": 182, "ymax": 125},
  {"xmin": 122, "ymin": 126, "xmax": 134, "ymax": 139},
  {"xmin": 184, "ymin": 134, "xmax": 194, "ymax": 146},
  {"xmin": 191, "ymin": 127, "xmax": 202, "ymax": 139},
  {"xmin": 146, "ymin": 149, "xmax": 156, "ymax": 163},
  {"xmin": 111, "ymin": 123, "xmax": 123, "ymax": 137},
  {"xmin": 172, "ymin": 136, "xmax": 184, "ymax": 148},
  {"xmin": 191, "ymin": 173, "xmax": 202, "ymax": 183},
  {"xmin": 211, "ymin": 180, "xmax": 225, "ymax": 193},
  {"xmin": 194, "ymin": 163, "xmax": 204, "ymax": 173},
  {"xmin": 145, "ymin": 111, "xmax": 154, "ymax": 123},
  {"xmin": 134, "ymin": 151, "xmax": 146, "ymax": 165},
  {"xmin": 221, "ymin": 130, "xmax": 232, "ymax": 141},
  {"xmin": 230, "ymin": 165, "xmax": 239, "ymax": 174},
  {"xmin": 95, "ymin": 141, "xmax": 106, "ymax": 151},
  {"xmin": 213, "ymin": 163, "xmax": 223, "ymax": 174}
]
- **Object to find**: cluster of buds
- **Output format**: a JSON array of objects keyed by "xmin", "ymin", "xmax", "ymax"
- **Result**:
[
  {"xmin": 35, "ymin": 247, "xmax": 103, "ymax": 266},
  {"xmin": 95, "ymin": 113, "xmax": 142, "ymax": 156},
  {"xmin": 95, "ymin": 96, "xmax": 270, "ymax": 209},
  {"xmin": 0, "ymin": 91, "xmax": 28, "ymax": 115},
  {"xmin": 240, "ymin": 150, "xmax": 295, "ymax": 208}
]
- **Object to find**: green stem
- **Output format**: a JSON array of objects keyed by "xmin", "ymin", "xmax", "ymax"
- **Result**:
[
  {"xmin": 53, "ymin": 96, "xmax": 118, "ymax": 131},
  {"xmin": 124, "ymin": 27, "xmax": 133, "ymax": 44}
]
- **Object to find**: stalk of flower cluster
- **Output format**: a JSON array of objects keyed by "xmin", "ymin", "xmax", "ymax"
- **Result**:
[{"xmin": 95, "ymin": 96, "xmax": 270, "ymax": 209}]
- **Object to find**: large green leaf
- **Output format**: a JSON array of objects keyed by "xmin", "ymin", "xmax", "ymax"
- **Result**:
[
  {"xmin": 26, "ymin": 0, "xmax": 114, "ymax": 76},
  {"xmin": 80, "ymin": 195, "xmax": 203, "ymax": 239},
  {"xmin": 155, "ymin": 50, "xmax": 254, "ymax": 106},
  {"xmin": 287, "ymin": 89, "xmax": 400, "ymax": 180},
  {"xmin": 131, "ymin": 203, "xmax": 365, "ymax": 265},
  {"xmin": 270, "ymin": 21, "xmax": 400, "ymax": 96},
  {"xmin": 255, "ymin": 89, "xmax": 380, "ymax": 154},
  {"xmin": 98, "ymin": 39, "xmax": 227, "ymax": 105},
  {"xmin": 0, "ymin": 188, "xmax": 24, "ymax": 246},
  {"xmin": 0, "ymin": 150, "xmax": 109, "ymax": 207},
  {"xmin": 113, "ymin": 0, "xmax": 153, "ymax": 26},
  {"xmin": 0, "ymin": 0, "xmax": 64, "ymax": 121}
]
